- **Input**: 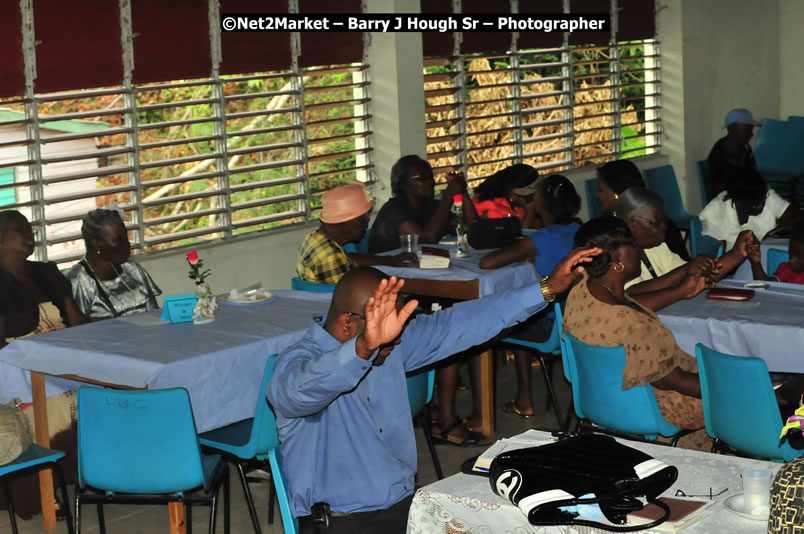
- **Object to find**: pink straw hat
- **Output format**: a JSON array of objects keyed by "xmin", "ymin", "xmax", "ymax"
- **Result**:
[{"xmin": 320, "ymin": 184, "xmax": 372, "ymax": 224}]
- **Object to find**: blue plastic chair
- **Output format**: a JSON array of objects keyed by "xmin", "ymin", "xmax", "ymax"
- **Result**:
[
  {"xmin": 76, "ymin": 387, "xmax": 230, "ymax": 534},
  {"xmin": 767, "ymin": 248, "xmax": 789, "ymax": 277},
  {"xmin": 501, "ymin": 305, "xmax": 565, "ymax": 431},
  {"xmin": 291, "ymin": 277, "xmax": 336, "ymax": 293},
  {"xmin": 695, "ymin": 344, "xmax": 804, "ymax": 462},
  {"xmin": 405, "ymin": 368, "xmax": 443, "ymax": 479},
  {"xmin": 755, "ymin": 118, "xmax": 804, "ymax": 177},
  {"xmin": 585, "ymin": 178, "xmax": 603, "ymax": 219},
  {"xmin": 199, "ymin": 355, "xmax": 298, "ymax": 534},
  {"xmin": 563, "ymin": 332, "xmax": 687, "ymax": 443},
  {"xmin": 342, "ymin": 228, "xmax": 371, "ymax": 254},
  {"xmin": 1, "ymin": 444, "xmax": 74, "ymax": 534},
  {"xmin": 689, "ymin": 216, "xmax": 724, "ymax": 258},
  {"xmin": 643, "ymin": 165, "xmax": 694, "ymax": 231},
  {"xmin": 696, "ymin": 159, "xmax": 711, "ymax": 206}
]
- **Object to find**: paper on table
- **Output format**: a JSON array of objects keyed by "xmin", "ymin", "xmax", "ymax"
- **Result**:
[
  {"xmin": 117, "ymin": 312, "xmax": 167, "ymax": 327},
  {"xmin": 472, "ymin": 429, "xmax": 555, "ymax": 472}
]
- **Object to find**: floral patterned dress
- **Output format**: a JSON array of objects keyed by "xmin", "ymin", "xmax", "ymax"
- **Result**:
[{"xmin": 563, "ymin": 274, "xmax": 712, "ymax": 451}]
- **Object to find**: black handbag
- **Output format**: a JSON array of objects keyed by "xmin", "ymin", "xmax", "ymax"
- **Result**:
[
  {"xmin": 467, "ymin": 216, "xmax": 522, "ymax": 250},
  {"xmin": 488, "ymin": 434, "xmax": 678, "ymax": 531}
]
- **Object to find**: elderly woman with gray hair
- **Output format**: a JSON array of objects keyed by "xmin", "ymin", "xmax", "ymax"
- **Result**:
[
  {"xmin": 616, "ymin": 187, "xmax": 752, "ymax": 311},
  {"xmin": 66, "ymin": 208, "xmax": 161, "ymax": 320}
]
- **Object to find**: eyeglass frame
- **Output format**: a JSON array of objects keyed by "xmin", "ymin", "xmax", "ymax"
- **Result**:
[{"xmin": 674, "ymin": 487, "xmax": 728, "ymax": 500}]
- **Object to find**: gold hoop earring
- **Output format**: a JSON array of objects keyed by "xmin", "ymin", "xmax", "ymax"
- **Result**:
[
  {"xmin": 612, "ymin": 262, "xmax": 624, "ymax": 273},
  {"xmin": 614, "ymin": 192, "xmax": 619, "ymax": 200}
]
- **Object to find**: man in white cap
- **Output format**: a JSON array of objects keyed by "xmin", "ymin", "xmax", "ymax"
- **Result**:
[
  {"xmin": 296, "ymin": 184, "xmax": 418, "ymax": 284},
  {"xmin": 706, "ymin": 108, "xmax": 761, "ymax": 199}
]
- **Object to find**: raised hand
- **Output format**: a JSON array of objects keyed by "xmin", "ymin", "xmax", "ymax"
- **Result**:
[
  {"xmin": 355, "ymin": 276, "xmax": 418, "ymax": 358},
  {"xmin": 445, "ymin": 171, "xmax": 468, "ymax": 197},
  {"xmin": 545, "ymin": 247, "xmax": 603, "ymax": 295}
]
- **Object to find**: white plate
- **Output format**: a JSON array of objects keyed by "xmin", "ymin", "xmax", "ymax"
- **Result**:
[
  {"xmin": 219, "ymin": 290, "xmax": 274, "ymax": 304},
  {"xmin": 723, "ymin": 494, "xmax": 769, "ymax": 521}
]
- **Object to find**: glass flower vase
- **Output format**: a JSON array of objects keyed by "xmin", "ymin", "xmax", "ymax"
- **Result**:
[{"xmin": 193, "ymin": 283, "xmax": 217, "ymax": 325}]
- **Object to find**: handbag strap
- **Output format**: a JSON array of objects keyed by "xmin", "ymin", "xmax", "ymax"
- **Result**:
[
  {"xmin": 80, "ymin": 260, "xmax": 121, "ymax": 318},
  {"xmin": 530, "ymin": 495, "xmax": 671, "ymax": 532}
]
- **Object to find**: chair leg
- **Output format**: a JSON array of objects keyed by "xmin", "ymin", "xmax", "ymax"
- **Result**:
[
  {"xmin": 421, "ymin": 406, "xmax": 444, "ymax": 479},
  {"xmin": 236, "ymin": 463, "xmax": 261, "ymax": 534},
  {"xmin": 74, "ymin": 492, "xmax": 81, "ymax": 534},
  {"xmin": 186, "ymin": 501, "xmax": 193, "ymax": 534},
  {"xmin": 52, "ymin": 463, "xmax": 75, "ymax": 534},
  {"xmin": 538, "ymin": 353, "xmax": 565, "ymax": 432},
  {"xmin": 223, "ymin": 466, "xmax": 230, "ymax": 534},
  {"xmin": 267, "ymin": 464, "xmax": 276, "ymax": 525},
  {"xmin": 6, "ymin": 481, "xmax": 18, "ymax": 534},
  {"xmin": 97, "ymin": 503, "xmax": 106, "ymax": 534}
]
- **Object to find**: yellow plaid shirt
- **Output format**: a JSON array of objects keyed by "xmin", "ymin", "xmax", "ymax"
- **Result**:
[{"xmin": 296, "ymin": 228, "xmax": 356, "ymax": 284}]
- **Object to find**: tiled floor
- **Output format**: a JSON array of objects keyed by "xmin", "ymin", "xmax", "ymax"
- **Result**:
[{"xmin": 7, "ymin": 355, "xmax": 572, "ymax": 533}]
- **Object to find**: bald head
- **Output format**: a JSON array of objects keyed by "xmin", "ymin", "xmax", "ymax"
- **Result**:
[{"xmin": 324, "ymin": 267, "xmax": 389, "ymax": 337}]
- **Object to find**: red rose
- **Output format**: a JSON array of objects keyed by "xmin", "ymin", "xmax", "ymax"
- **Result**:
[{"xmin": 187, "ymin": 250, "xmax": 199, "ymax": 265}]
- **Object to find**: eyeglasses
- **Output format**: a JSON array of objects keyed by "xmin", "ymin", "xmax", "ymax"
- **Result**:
[
  {"xmin": 675, "ymin": 487, "xmax": 728, "ymax": 500},
  {"xmin": 408, "ymin": 173, "xmax": 434, "ymax": 182},
  {"xmin": 345, "ymin": 312, "xmax": 365, "ymax": 321}
]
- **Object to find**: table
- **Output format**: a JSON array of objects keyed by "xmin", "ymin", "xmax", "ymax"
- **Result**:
[
  {"xmin": 731, "ymin": 238, "xmax": 788, "ymax": 281},
  {"xmin": 0, "ymin": 290, "xmax": 331, "ymax": 533},
  {"xmin": 378, "ymin": 244, "xmax": 541, "ymax": 438},
  {"xmin": 658, "ymin": 279, "xmax": 804, "ymax": 373},
  {"xmin": 407, "ymin": 430, "xmax": 782, "ymax": 533}
]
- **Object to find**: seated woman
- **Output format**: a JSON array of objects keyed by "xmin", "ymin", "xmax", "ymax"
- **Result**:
[
  {"xmin": 596, "ymin": 159, "xmax": 689, "ymax": 260},
  {"xmin": 564, "ymin": 215, "xmax": 711, "ymax": 451},
  {"xmin": 368, "ymin": 155, "xmax": 476, "ymax": 253},
  {"xmin": 66, "ymin": 208, "xmax": 161, "ymax": 320},
  {"xmin": 1, "ymin": 210, "xmax": 86, "ymax": 346},
  {"xmin": 0, "ymin": 209, "xmax": 86, "ymax": 518},
  {"xmin": 479, "ymin": 175, "xmax": 581, "ymax": 417},
  {"xmin": 699, "ymin": 166, "xmax": 802, "ymax": 249},
  {"xmin": 615, "ymin": 187, "xmax": 751, "ymax": 311},
  {"xmin": 471, "ymin": 164, "xmax": 540, "ymax": 227}
]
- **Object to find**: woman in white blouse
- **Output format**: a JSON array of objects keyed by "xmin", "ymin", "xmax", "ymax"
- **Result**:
[{"xmin": 699, "ymin": 167, "xmax": 801, "ymax": 249}]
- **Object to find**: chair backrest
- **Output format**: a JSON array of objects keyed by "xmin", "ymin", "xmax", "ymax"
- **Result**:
[
  {"xmin": 755, "ymin": 118, "xmax": 804, "ymax": 176},
  {"xmin": 262, "ymin": 354, "xmax": 300, "ymax": 534},
  {"xmin": 563, "ymin": 332, "xmax": 680, "ymax": 440},
  {"xmin": 696, "ymin": 159, "xmax": 711, "ymax": 206},
  {"xmin": 690, "ymin": 216, "xmax": 724, "ymax": 258},
  {"xmin": 342, "ymin": 229, "xmax": 371, "ymax": 254},
  {"xmin": 405, "ymin": 368, "xmax": 435, "ymax": 417},
  {"xmin": 767, "ymin": 248, "xmax": 790, "ymax": 277},
  {"xmin": 584, "ymin": 178, "xmax": 603, "ymax": 219},
  {"xmin": 77, "ymin": 387, "xmax": 207, "ymax": 493},
  {"xmin": 695, "ymin": 344, "xmax": 801, "ymax": 462},
  {"xmin": 643, "ymin": 165, "xmax": 690, "ymax": 225},
  {"xmin": 554, "ymin": 301, "xmax": 573, "ymax": 385},
  {"xmin": 291, "ymin": 277, "xmax": 336, "ymax": 293}
]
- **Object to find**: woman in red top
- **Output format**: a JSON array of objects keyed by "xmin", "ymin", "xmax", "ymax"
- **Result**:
[{"xmin": 471, "ymin": 164, "xmax": 541, "ymax": 227}]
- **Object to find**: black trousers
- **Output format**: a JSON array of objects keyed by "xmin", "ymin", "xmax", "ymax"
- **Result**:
[{"xmin": 298, "ymin": 494, "xmax": 414, "ymax": 534}]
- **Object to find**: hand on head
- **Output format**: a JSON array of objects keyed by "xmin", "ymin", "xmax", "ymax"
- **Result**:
[
  {"xmin": 545, "ymin": 247, "xmax": 603, "ymax": 295},
  {"xmin": 356, "ymin": 276, "xmax": 418, "ymax": 357}
]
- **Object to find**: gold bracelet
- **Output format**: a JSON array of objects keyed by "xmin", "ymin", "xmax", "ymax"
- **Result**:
[{"xmin": 540, "ymin": 275, "xmax": 555, "ymax": 303}]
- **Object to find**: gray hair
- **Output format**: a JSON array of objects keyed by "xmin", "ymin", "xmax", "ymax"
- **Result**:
[
  {"xmin": 615, "ymin": 187, "xmax": 664, "ymax": 222},
  {"xmin": 81, "ymin": 208, "xmax": 123, "ymax": 249}
]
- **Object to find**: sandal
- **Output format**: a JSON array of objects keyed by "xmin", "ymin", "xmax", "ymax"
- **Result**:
[
  {"xmin": 431, "ymin": 417, "xmax": 489, "ymax": 447},
  {"xmin": 502, "ymin": 400, "xmax": 534, "ymax": 419}
]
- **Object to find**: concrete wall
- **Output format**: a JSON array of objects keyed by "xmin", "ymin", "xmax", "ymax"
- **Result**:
[
  {"xmin": 779, "ymin": 0, "xmax": 804, "ymax": 119},
  {"xmin": 659, "ymin": 0, "xmax": 781, "ymax": 213}
]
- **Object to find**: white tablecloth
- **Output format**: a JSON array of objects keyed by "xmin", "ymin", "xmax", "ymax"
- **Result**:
[
  {"xmin": 0, "ymin": 290, "xmax": 331, "ymax": 432},
  {"xmin": 407, "ymin": 431, "xmax": 781, "ymax": 533},
  {"xmin": 731, "ymin": 238, "xmax": 789, "ymax": 281},
  {"xmin": 658, "ymin": 280, "xmax": 804, "ymax": 373},
  {"xmin": 378, "ymin": 243, "xmax": 540, "ymax": 297}
]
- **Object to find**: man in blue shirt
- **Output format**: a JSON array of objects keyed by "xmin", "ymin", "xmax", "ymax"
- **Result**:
[{"xmin": 268, "ymin": 247, "xmax": 599, "ymax": 533}]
